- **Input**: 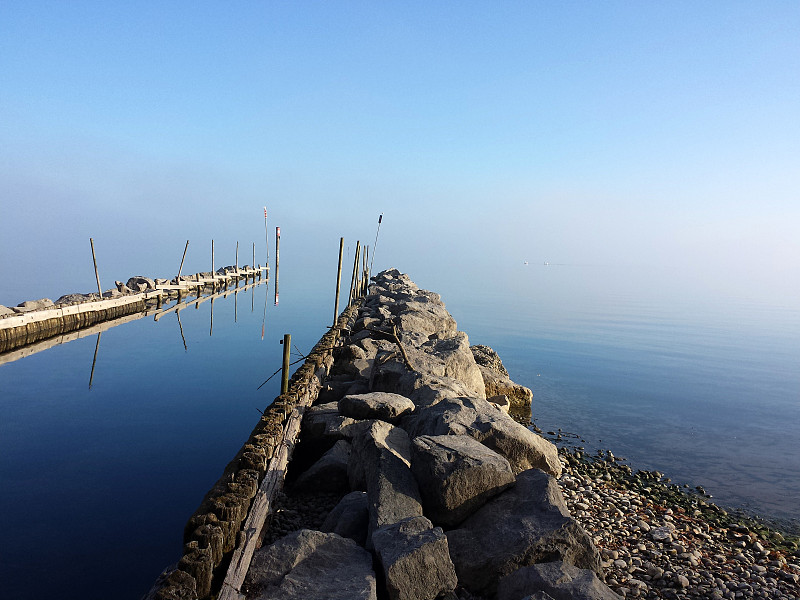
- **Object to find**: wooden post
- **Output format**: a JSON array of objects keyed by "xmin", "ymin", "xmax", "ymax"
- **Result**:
[
  {"xmin": 281, "ymin": 333, "xmax": 291, "ymax": 394},
  {"xmin": 363, "ymin": 246, "xmax": 369, "ymax": 296},
  {"xmin": 89, "ymin": 238, "xmax": 102, "ymax": 298},
  {"xmin": 177, "ymin": 240, "xmax": 189, "ymax": 281},
  {"xmin": 274, "ymin": 227, "xmax": 280, "ymax": 305},
  {"xmin": 334, "ymin": 237, "xmax": 343, "ymax": 325},
  {"xmin": 349, "ymin": 241, "xmax": 360, "ymax": 305}
]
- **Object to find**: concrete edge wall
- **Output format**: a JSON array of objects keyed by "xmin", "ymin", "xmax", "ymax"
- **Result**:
[
  {"xmin": 0, "ymin": 297, "xmax": 150, "ymax": 352},
  {"xmin": 0, "ymin": 267, "xmax": 265, "ymax": 354}
]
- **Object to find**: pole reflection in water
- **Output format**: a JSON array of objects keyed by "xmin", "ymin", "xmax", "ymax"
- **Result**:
[
  {"xmin": 210, "ymin": 296, "xmax": 214, "ymax": 337},
  {"xmin": 88, "ymin": 332, "xmax": 101, "ymax": 389},
  {"xmin": 177, "ymin": 311, "xmax": 187, "ymax": 352},
  {"xmin": 262, "ymin": 277, "xmax": 268, "ymax": 340}
]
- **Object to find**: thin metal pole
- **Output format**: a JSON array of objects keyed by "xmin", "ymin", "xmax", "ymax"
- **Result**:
[
  {"xmin": 235, "ymin": 241, "xmax": 239, "ymax": 272},
  {"xmin": 281, "ymin": 333, "xmax": 291, "ymax": 395},
  {"xmin": 177, "ymin": 240, "xmax": 189, "ymax": 281},
  {"xmin": 334, "ymin": 237, "xmax": 344, "ymax": 325},
  {"xmin": 89, "ymin": 238, "xmax": 102, "ymax": 297},
  {"xmin": 211, "ymin": 240, "xmax": 216, "ymax": 290}
]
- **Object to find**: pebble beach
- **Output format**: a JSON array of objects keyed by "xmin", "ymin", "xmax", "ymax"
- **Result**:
[{"xmin": 559, "ymin": 446, "xmax": 800, "ymax": 599}]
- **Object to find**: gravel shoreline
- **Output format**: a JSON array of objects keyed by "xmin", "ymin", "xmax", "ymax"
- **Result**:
[{"xmin": 559, "ymin": 446, "xmax": 800, "ymax": 599}]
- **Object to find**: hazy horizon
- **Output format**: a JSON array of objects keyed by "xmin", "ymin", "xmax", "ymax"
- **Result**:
[{"xmin": 2, "ymin": 2, "xmax": 799, "ymax": 308}]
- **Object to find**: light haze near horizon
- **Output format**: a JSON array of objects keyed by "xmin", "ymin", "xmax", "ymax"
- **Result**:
[{"xmin": 1, "ymin": 2, "xmax": 798, "ymax": 308}]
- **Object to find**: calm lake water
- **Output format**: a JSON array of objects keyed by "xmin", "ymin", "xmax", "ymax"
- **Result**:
[
  {"xmin": 1, "ymin": 264, "xmax": 798, "ymax": 599},
  {"xmin": 437, "ymin": 264, "xmax": 800, "ymax": 524}
]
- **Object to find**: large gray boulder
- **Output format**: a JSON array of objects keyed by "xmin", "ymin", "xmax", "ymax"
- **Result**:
[
  {"xmin": 339, "ymin": 392, "xmax": 415, "ymax": 424},
  {"xmin": 54, "ymin": 293, "xmax": 92, "ymax": 305},
  {"xmin": 471, "ymin": 345, "xmax": 509, "ymax": 377},
  {"xmin": 497, "ymin": 561, "xmax": 622, "ymax": 600},
  {"xmin": 16, "ymin": 298, "xmax": 54, "ymax": 310},
  {"xmin": 419, "ymin": 332, "xmax": 486, "ymax": 398},
  {"xmin": 302, "ymin": 403, "xmax": 374, "ymax": 442},
  {"xmin": 446, "ymin": 469, "xmax": 601, "ymax": 598},
  {"xmin": 372, "ymin": 516, "xmax": 457, "ymax": 600},
  {"xmin": 471, "ymin": 345, "xmax": 533, "ymax": 407},
  {"xmin": 348, "ymin": 421, "xmax": 423, "ymax": 544},
  {"xmin": 317, "ymin": 379, "xmax": 364, "ymax": 404},
  {"xmin": 126, "ymin": 276, "xmax": 156, "ymax": 291},
  {"xmin": 291, "ymin": 440, "xmax": 351, "ymax": 494},
  {"xmin": 392, "ymin": 302, "xmax": 457, "ymax": 339},
  {"xmin": 410, "ymin": 434, "xmax": 515, "ymax": 528},
  {"xmin": 476, "ymin": 364, "xmax": 533, "ymax": 408},
  {"xmin": 369, "ymin": 363, "xmax": 478, "ymax": 408},
  {"xmin": 320, "ymin": 491, "xmax": 369, "ymax": 546},
  {"xmin": 244, "ymin": 529, "xmax": 376, "ymax": 600},
  {"xmin": 402, "ymin": 396, "xmax": 561, "ymax": 476},
  {"xmin": 0, "ymin": 305, "xmax": 14, "ymax": 317}
]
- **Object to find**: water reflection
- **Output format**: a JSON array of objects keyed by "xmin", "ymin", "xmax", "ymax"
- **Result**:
[
  {"xmin": 88, "ymin": 332, "xmax": 101, "ymax": 389},
  {"xmin": 0, "ymin": 271, "xmax": 329, "ymax": 600}
]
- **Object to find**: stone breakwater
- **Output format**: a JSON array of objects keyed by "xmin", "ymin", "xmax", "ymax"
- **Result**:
[
  {"xmin": 146, "ymin": 269, "xmax": 800, "ymax": 600},
  {"xmin": 237, "ymin": 269, "xmax": 613, "ymax": 600}
]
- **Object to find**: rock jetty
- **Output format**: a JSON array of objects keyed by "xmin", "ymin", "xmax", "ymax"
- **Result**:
[
  {"xmin": 147, "ymin": 269, "xmax": 800, "ymax": 600},
  {"xmin": 237, "ymin": 269, "xmax": 610, "ymax": 600}
]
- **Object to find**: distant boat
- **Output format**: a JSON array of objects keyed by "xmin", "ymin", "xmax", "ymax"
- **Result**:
[
  {"xmin": 544, "ymin": 262, "xmax": 549, "ymax": 266},
  {"xmin": 524, "ymin": 261, "xmax": 529, "ymax": 265}
]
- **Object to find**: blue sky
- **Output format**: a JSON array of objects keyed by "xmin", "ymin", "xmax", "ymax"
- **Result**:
[{"xmin": 1, "ymin": 1, "xmax": 799, "ymax": 306}]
